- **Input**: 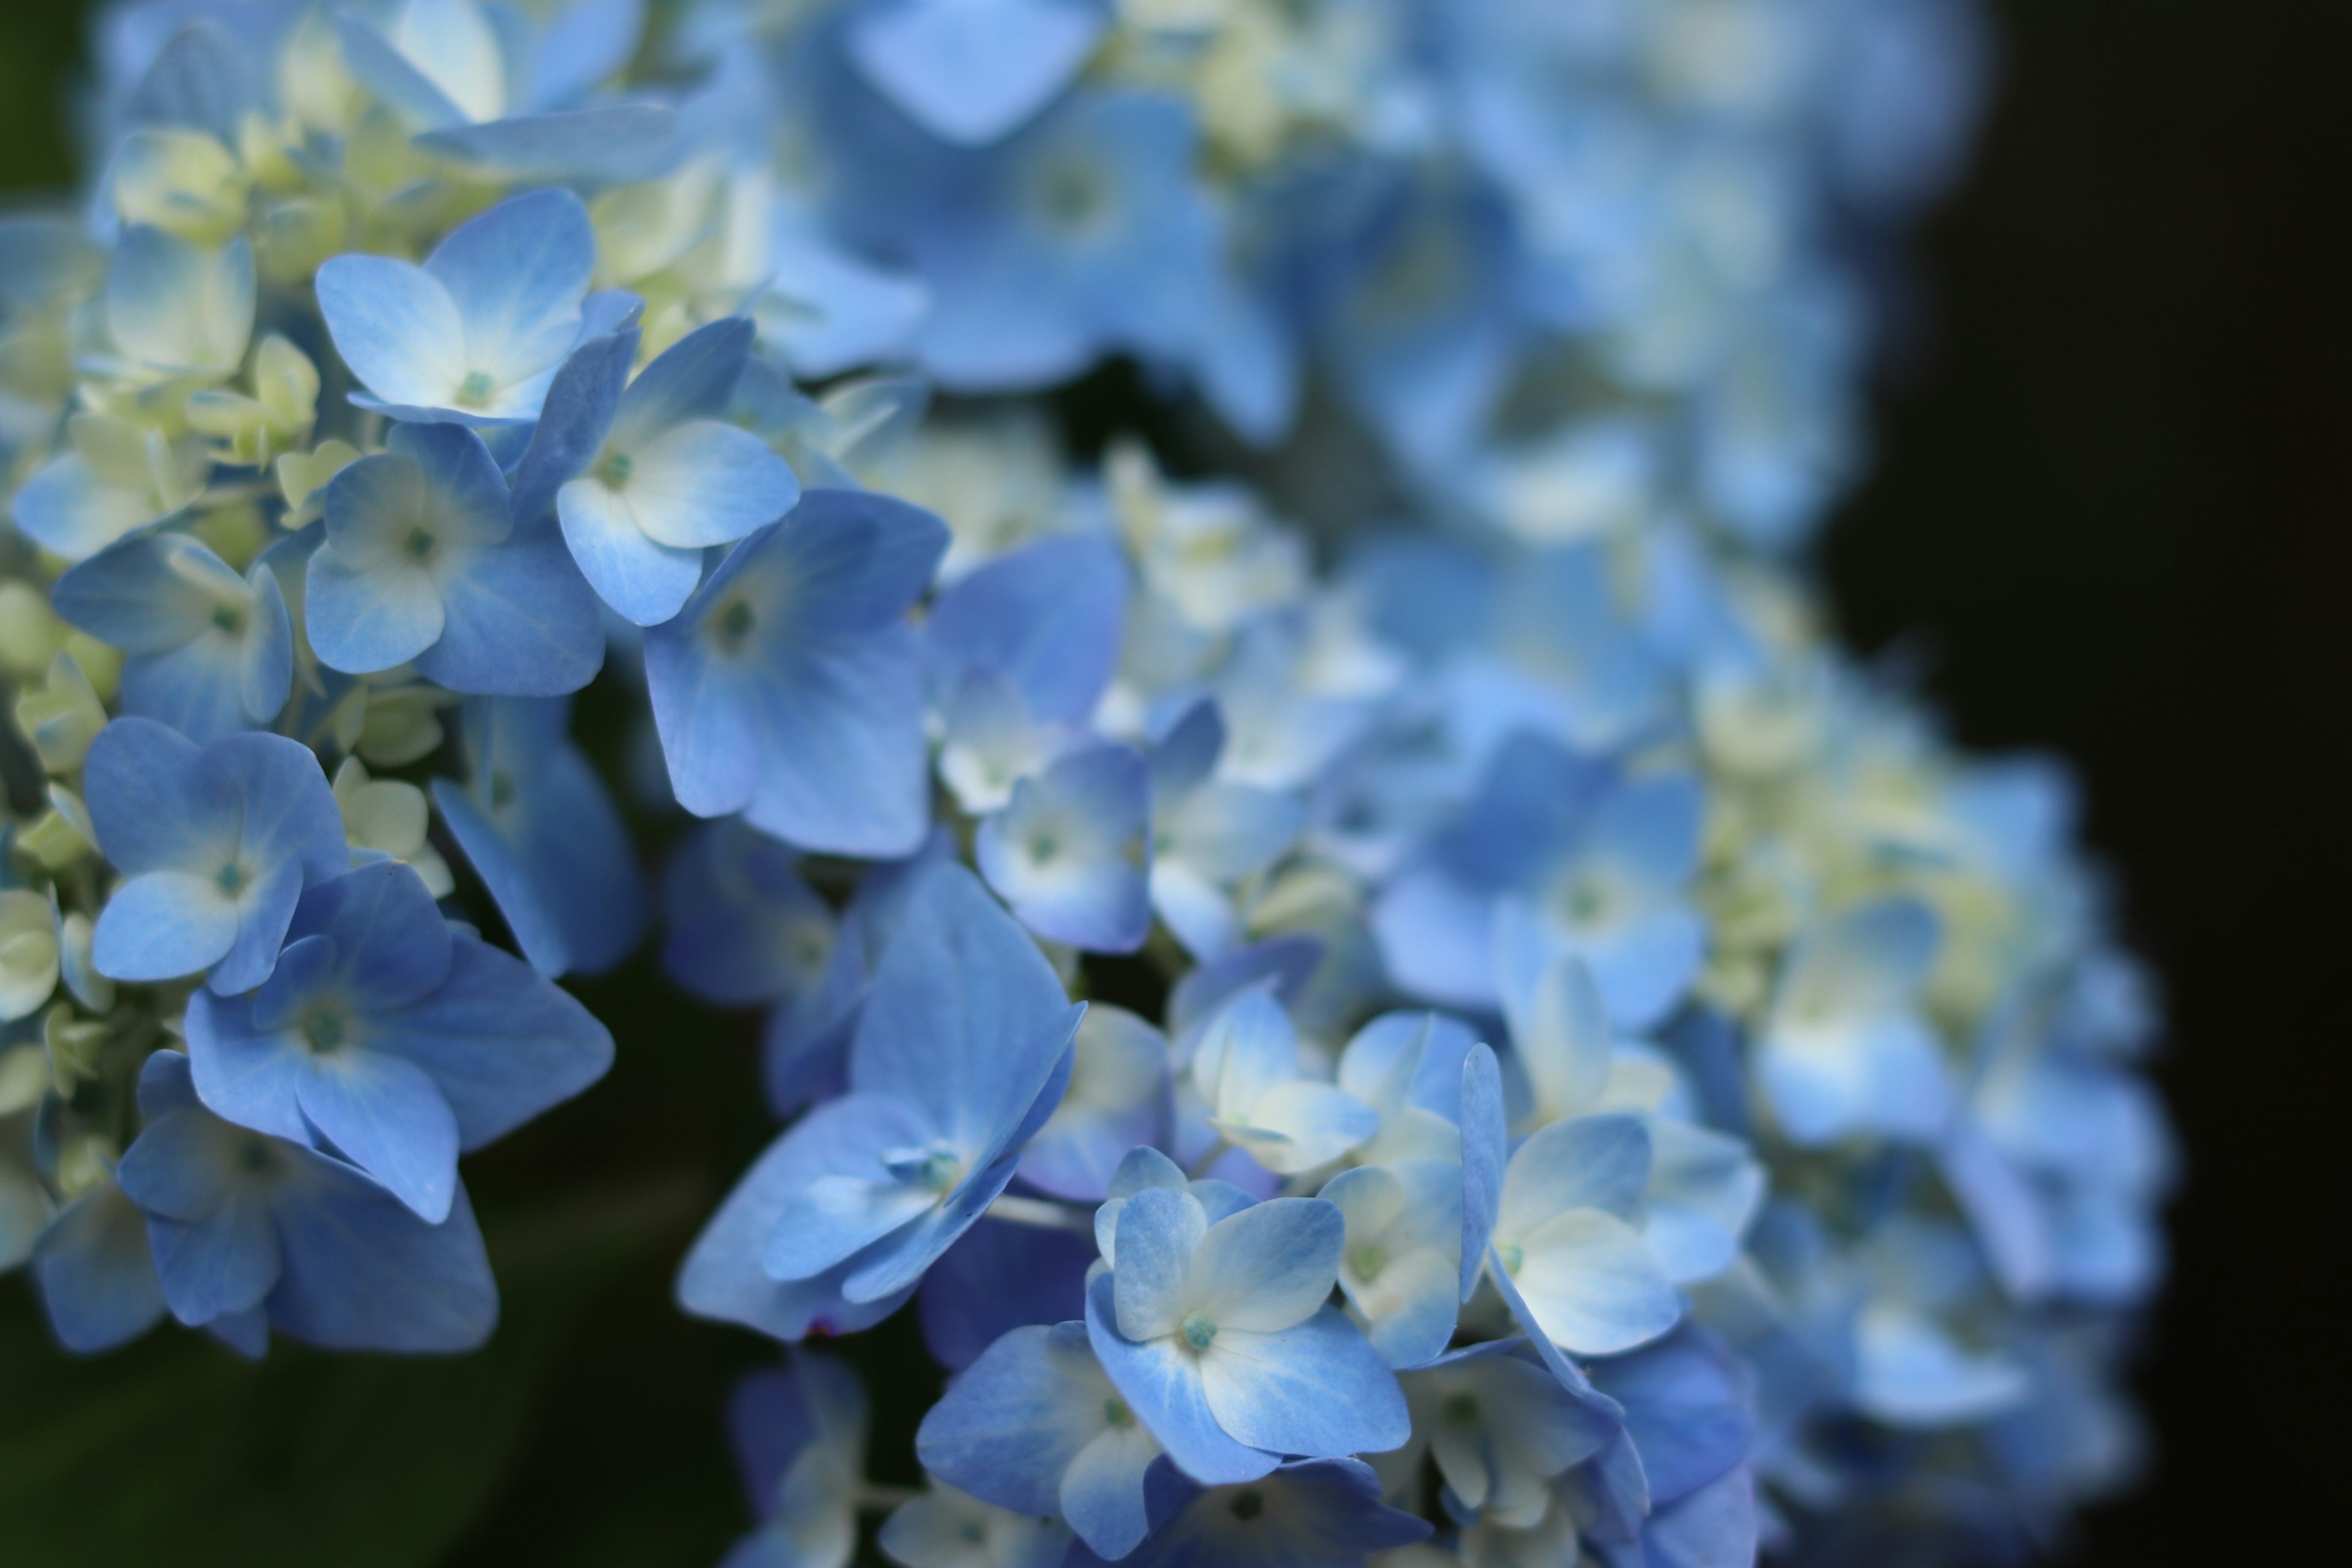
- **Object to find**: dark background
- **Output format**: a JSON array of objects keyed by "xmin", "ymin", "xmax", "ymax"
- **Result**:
[{"xmin": 3, "ymin": 2, "xmax": 2346, "ymax": 1563}]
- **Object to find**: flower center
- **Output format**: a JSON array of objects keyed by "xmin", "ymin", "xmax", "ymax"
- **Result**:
[
  {"xmin": 1496, "ymin": 1240, "xmax": 1525, "ymax": 1275},
  {"xmin": 405, "ymin": 526, "xmax": 437, "ymax": 562},
  {"xmin": 211, "ymin": 603, "xmax": 244, "ymax": 634},
  {"xmin": 1557, "ymin": 872, "xmax": 1611, "ymax": 927},
  {"xmin": 1350, "ymin": 1244, "xmax": 1386, "ymax": 1281},
  {"xmin": 489, "ymin": 769, "xmax": 516, "ymax": 810},
  {"xmin": 235, "ymin": 1136, "xmax": 274, "ymax": 1174},
  {"xmin": 1028, "ymin": 831, "xmax": 1060, "ymax": 865},
  {"xmin": 215, "ymin": 861, "xmax": 246, "ymax": 897},
  {"xmin": 1180, "ymin": 1312, "xmax": 1218, "ymax": 1351},
  {"xmin": 1227, "ymin": 1489, "xmax": 1264, "ymax": 1521},
  {"xmin": 1103, "ymin": 1398, "xmax": 1134, "ymax": 1428},
  {"xmin": 304, "ymin": 1010, "xmax": 347, "ymax": 1053},
  {"xmin": 598, "ymin": 450, "xmax": 634, "ymax": 487},
  {"xmin": 1443, "ymin": 1392, "xmax": 1480, "ymax": 1427},
  {"xmin": 713, "ymin": 598, "xmax": 757, "ymax": 650},
  {"xmin": 455, "ymin": 370, "xmax": 495, "ymax": 408}
]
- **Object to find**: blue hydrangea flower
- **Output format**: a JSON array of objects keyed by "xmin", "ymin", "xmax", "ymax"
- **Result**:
[
  {"xmin": 1145, "ymin": 699, "xmax": 1305, "ymax": 962},
  {"xmin": 510, "ymin": 315, "xmax": 802, "ymax": 625},
  {"xmin": 677, "ymin": 862, "xmax": 1082, "ymax": 1339},
  {"xmin": 50, "ymin": 530, "xmax": 293, "ymax": 743},
  {"xmin": 307, "ymin": 421, "xmax": 604, "ymax": 694},
  {"xmin": 644, "ymin": 488, "xmax": 949, "ymax": 859},
  {"xmin": 1188, "ymin": 991, "xmax": 1378, "ymax": 1177},
  {"xmin": 1386, "ymin": 1339, "xmax": 1620, "ymax": 1528},
  {"xmin": 1481, "ymin": 1115, "xmax": 1681, "ymax": 1360},
  {"xmin": 112, "ymin": 1050, "xmax": 498, "ymax": 1353},
  {"xmin": 1085, "ymin": 1186, "xmax": 1408, "ymax": 1485},
  {"xmin": 1373, "ymin": 733, "xmax": 1705, "ymax": 1028},
  {"xmin": 9, "ymin": 410, "xmax": 208, "ymax": 562},
  {"xmin": 432, "ymin": 696, "xmax": 647, "ymax": 978},
  {"xmin": 918, "ymin": 1319, "xmax": 1164, "ymax": 1559},
  {"xmin": 1322, "ymin": 1158, "xmax": 1463, "ymax": 1370},
  {"xmin": 722, "ymin": 1351, "xmax": 869, "ymax": 1568},
  {"xmin": 182, "ymin": 859, "xmax": 614, "ymax": 1222},
  {"xmin": 880, "ymin": 1484, "xmax": 1073, "ymax": 1568},
  {"xmin": 315, "ymin": 187, "xmax": 597, "ymax": 425},
  {"xmin": 84, "ymin": 717, "xmax": 348, "ymax": 995},
  {"xmin": 976, "ymin": 744, "xmax": 1152, "ymax": 953},
  {"xmin": 1017, "ymin": 1003, "xmax": 1168, "ymax": 1202},
  {"xmin": 1754, "ymin": 897, "xmax": 1953, "ymax": 1147},
  {"xmin": 1098, "ymin": 1458, "xmax": 1432, "ymax": 1568},
  {"xmin": 926, "ymin": 533, "xmax": 1128, "ymax": 733}
]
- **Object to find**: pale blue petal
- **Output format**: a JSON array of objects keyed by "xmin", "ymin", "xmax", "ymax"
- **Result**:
[
  {"xmin": 756, "ymin": 1093, "xmax": 937, "ymax": 1280},
  {"xmin": 977, "ymin": 744, "xmax": 1152, "ymax": 953},
  {"xmin": 1586, "ymin": 1329, "xmax": 1753, "ymax": 1506},
  {"xmin": 304, "ymin": 549, "xmax": 443, "ymax": 674},
  {"xmin": 1061, "ymin": 1421, "xmax": 1161, "ymax": 1559},
  {"xmin": 559, "ymin": 477, "xmax": 707, "ymax": 626},
  {"xmin": 315, "ymin": 254, "xmax": 466, "ymax": 409},
  {"xmin": 614, "ymin": 421, "xmax": 801, "ymax": 549},
  {"xmin": 50, "ymin": 531, "xmax": 228, "ymax": 651},
  {"xmin": 293, "ymin": 1047, "xmax": 460, "ymax": 1223},
  {"xmin": 1498, "ymin": 1114, "xmax": 1654, "ymax": 1237},
  {"xmin": 677, "ymin": 1124, "xmax": 918, "ymax": 1342},
  {"xmin": 1190, "ymin": 1194, "xmax": 1342, "ymax": 1332},
  {"xmin": 93, "ymin": 871, "xmax": 236, "ymax": 982},
  {"xmin": 1512, "ymin": 1208, "xmax": 1681, "ymax": 1356},
  {"xmin": 184, "ymin": 984, "xmax": 314, "ymax": 1145},
  {"xmin": 1114, "ymin": 1185, "xmax": 1208, "ymax": 1343},
  {"xmin": 7, "ymin": 451, "xmax": 170, "ymax": 561},
  {"xmin": 279, "ymin": 859, "xmax": 453, "ymax": 1009},
  {"xmin": 1371, "ymin": 867, "xmax": 1498, "ymax": 1009},
  {"xmin": 1640, "ymin": 1464, "xmax": 1758, "ymax": 1568},
  {"xmin": 333, "ymin": 14, "xmax": 467, "ymax": 129},
  {"xmin": 121, "ymin": 639, "xmax": 249, "ymax": 748},
  {"xmin": 424, "ymin": 187, "xmax": 594, "ymax": 393},
  {"xmin": 1459, "ymin": 1042, "xmax": 1506, "ymax": 1302},
  {"xmin": 1196, "ymin": 1308, "xmax": 1411, "ymax": 1459},
  {"xmin": 737, "ymin": 633, "xmax": 928, "ymax": 856}
]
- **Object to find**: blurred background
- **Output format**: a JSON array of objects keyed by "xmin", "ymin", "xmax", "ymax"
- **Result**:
[{"xmin": 2, "ymin": 2, "xmax": 2345, "ymax": 1564}]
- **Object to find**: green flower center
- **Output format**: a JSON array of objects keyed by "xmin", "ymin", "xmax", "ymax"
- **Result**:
[
  {"xmin": 1496, "ymin": 1240, "xmax": 1525, "ymax": 1276},
  {"xmin": 405, "ymin": 527, "xmax": 437, "ymax": 562},
  {"xmin": 1227, "ymin": 1489, "xmax": 1264, "ymax": 1522},
  {"xmin": 235, "ymin": 1137, "xmax": 273, "ymax": 1174},
  {"xmin": 211, "ymin": 603, "xmax": 244, "ymax": 635},
  {"xmin": 1443, "ymin": 1392, "xmax": 1480, "ymax": 1427},
  {"xmin": 215, "ymin": 862, "xmax": 246, "ymax": 896},
  {"xmin": 456, "ymin": 371, "xmax": 495, "ymax": 408},
  {"xmin": 598, "ymin": 450, "xmax": 634, "ymax": 487},
  {"xmin": 1350, "ymin": 1244, "xmax": 1386, "ymax": 1282},
  {"xmin": 304, "ymin": 1011, "xmax": 347, "ymax": 1053},
  {"xmin": 714, "ymin": 598, "xmax": 757, "ymax": 649},
  {"xmin": 1180, "ymin": 1312, "xmax": 1218, "ymax": 1352},
  {"xmin": 1103, "ymin": 1398, "xmax": 1134, "ymax": 1428}
]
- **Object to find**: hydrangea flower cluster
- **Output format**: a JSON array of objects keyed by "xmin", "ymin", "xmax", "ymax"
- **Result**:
[{"xmin": 0, "ymin": 2, "xmax": 2166, "ymax": 1567}]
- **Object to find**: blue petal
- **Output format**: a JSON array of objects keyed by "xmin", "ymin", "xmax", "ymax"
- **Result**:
[
  {"xmin": 611, "ymin": 315, "xmax": 755, "ymax": 439},
  {"xmin": 265, "ymin": 1160, "xmax": 498, "ymax": 1352},
  {"xmin": 1459, "ymin": 1042, "xmax": 1507, "ymax": 1302},
  {"xmin": 93, "ymin": 872, "xmax": 238, "ymax": 984},
  {"xmin": 81, "ymin": 716, "xmax": 232, "ymax": 875},
  {"xmin": 415, "ymin": 104, "xmax": 680, "ymax": 181},
  {"xmin": 928, "ymin": 535, "xmax": 1128, "ymax": 728},
  {"xmin": 916, "ymin": 1217, "xmax": 1095, "ymax": 1371},
  {"xmin": 850, "ymin": 861, "xmax": 1085, "ymax": 1159},
  {"xmin": 1586, "ymin": 1328, "xmax": 1754, "ymax": 1507},
  {"xmin": 365, "ymin": 935, "xmax": 615, "ymax": 1148},
  {"xmin": 315, "ymin": 254, "xmax": 466, "ymax": 410},
  {"xmin": 1196, "ymin": 1307, "xmax": 1410, "ymax": 1460},
  {"xmin": 846, "ymin": 0, "xmax": 1106, "ymax": 145},
  {"xmin": 510, "ymin": 326, "xmax": 638, "ymax": 524},
  {"xmin": 977, "ymin": 744, "xmax": 1152, "ymax": 953},
  {"xmin": 415, "ymin": 522, "xmax": 605, "ymax": 695},
  {"xmin": 916, "ymin": 1321, "xmax": 1102, "ymax": 1517},
  {"xmin": 424, "ymin": 187, "xmax": 595, "ymax": 398},
  {"xmin": 31, "ymin": 1181, "xmax": 169, "ymax": 1353},
  {"xmin": 292, "ymin": 1047, "xmax": 460, "ymax": 1223}
]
